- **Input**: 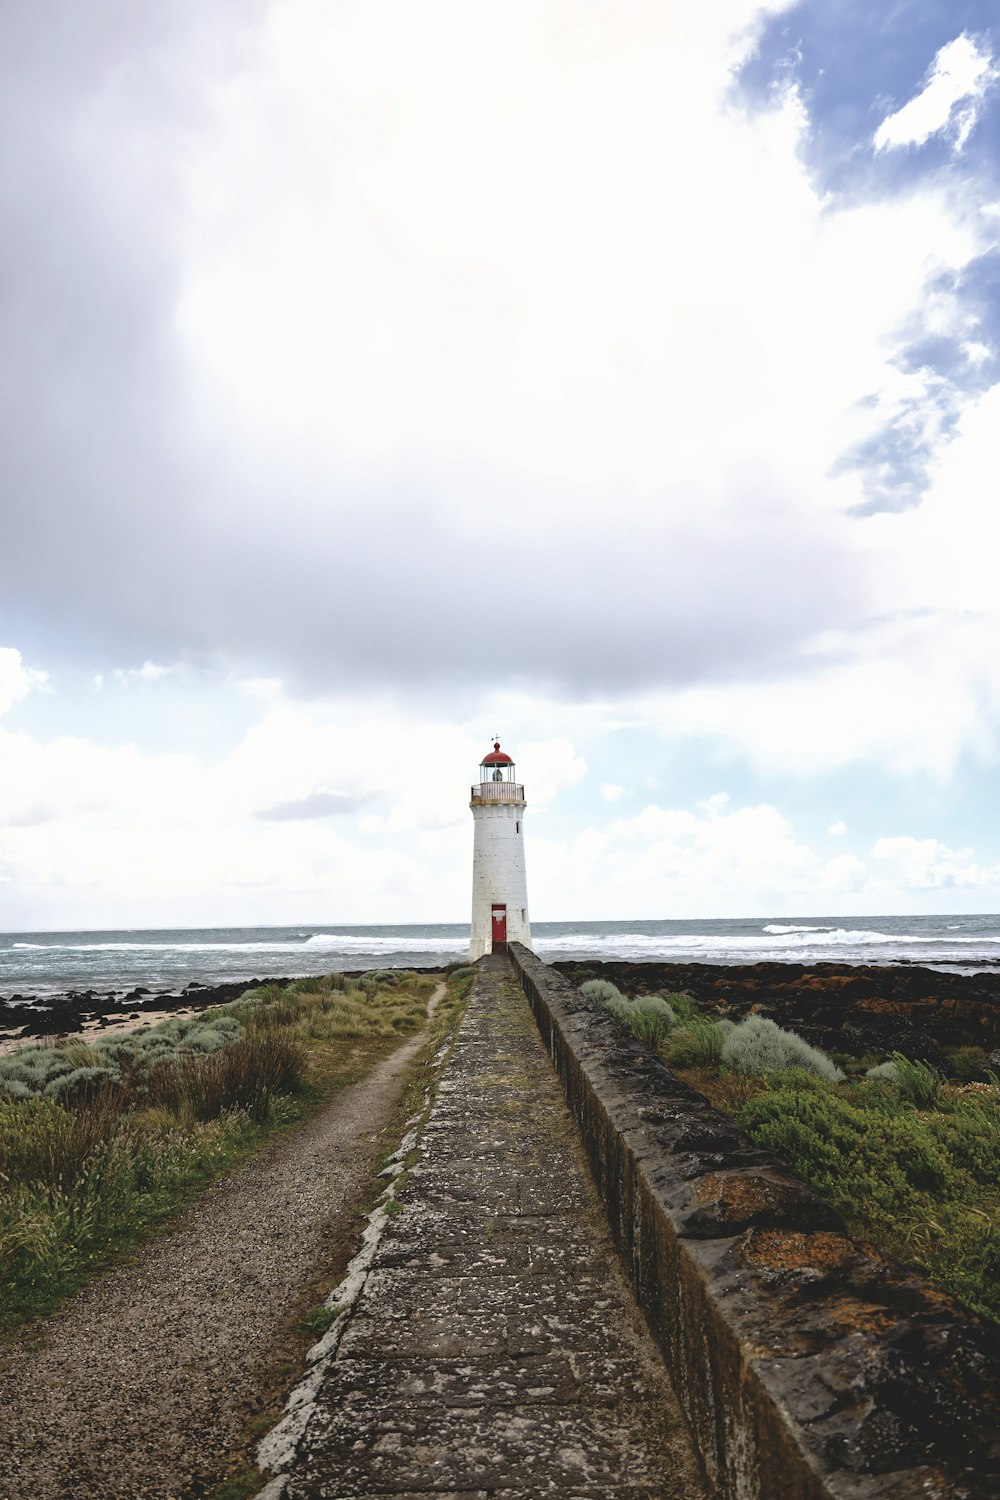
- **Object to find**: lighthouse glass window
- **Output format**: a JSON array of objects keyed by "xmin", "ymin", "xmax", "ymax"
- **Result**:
[{"xmin": 481, "ymin": 760, "xmax": 515, "ymax": 783}]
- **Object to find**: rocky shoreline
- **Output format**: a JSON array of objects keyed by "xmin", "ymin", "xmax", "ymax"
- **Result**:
[
  {"xmin": 0, "ymin": 975, "xmax": 289, "ymax": 1048},
  {"xmin": 553, "ymin": 957, "xmax": 1000, "ymax": 1075},
  {"xmin": 8, "ymin": 958, "xmax": 1000, "ymax": 1076},
  {"xmin": 0, "ymin": 966, "xmax": 449, "ymax": 1050}
]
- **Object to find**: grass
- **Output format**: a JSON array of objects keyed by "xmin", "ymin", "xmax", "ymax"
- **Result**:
[
  {"xmin": 297, "ymin": 1303, "xmax": 340, "ymax": 1339},
  {"xmin": 599, "ymin": 977, "xmax": 1000, "ymax": 1323},
  {"xmin": 0, "ymin": 968, "xmax": 438, "ymax": 1332}
]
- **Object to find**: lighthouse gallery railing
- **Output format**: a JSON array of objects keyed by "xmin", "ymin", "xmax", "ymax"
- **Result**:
[{"xmin": 470, "ymin": 783, "xmax": 525, "ymax": 803}]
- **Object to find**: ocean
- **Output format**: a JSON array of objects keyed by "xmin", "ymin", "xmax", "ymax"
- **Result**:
[{"xmin": 2, "ymin": 914, "xmax": 999, "ymax": 999}]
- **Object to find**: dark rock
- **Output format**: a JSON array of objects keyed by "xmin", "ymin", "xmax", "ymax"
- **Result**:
[
  {"xmin": 554, "ymin": 957, "xmax": 1000, "ymax": 1068},
  {"xmin": 0, "ymin": 973, "xmax": 296, "ymax": 1043}
]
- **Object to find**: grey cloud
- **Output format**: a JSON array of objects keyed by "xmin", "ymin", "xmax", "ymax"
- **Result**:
[
  {"xmin": 0, "ymin": 4, "xmax": 864, "ymax": 700},
  {"xmin": 256, "ymin": 790, "xmax": 375, "ymax": 822},
  {"xmin": 5, "ymin": 805, "xmax": 53, "ymax": 829}
]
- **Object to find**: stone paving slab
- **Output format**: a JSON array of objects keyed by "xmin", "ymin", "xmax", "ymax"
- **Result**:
[{"xmin": 267, "ymin": 957, "xmax": 706, "ymax": 1500}]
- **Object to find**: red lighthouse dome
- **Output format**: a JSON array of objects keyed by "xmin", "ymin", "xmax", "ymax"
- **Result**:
[{"xmin": 481, "ymin": 740, "xmax": 513, "ymax": 767}]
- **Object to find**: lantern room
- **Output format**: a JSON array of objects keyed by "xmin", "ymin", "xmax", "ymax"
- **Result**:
[
  {"xmin": 481, "ymin": 741, "xmax": 515, "ymax": 783},
  {"xmin": 471, "ymin": 742, "xmax": 524, "ymax": 804}
]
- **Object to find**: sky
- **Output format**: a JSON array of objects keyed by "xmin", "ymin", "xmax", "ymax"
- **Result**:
[{"xmin": 3, "ymin": 0, "xmax": 1000, "ymax": 929}]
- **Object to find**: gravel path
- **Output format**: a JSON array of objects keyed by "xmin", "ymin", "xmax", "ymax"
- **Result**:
[{"xmin": 0, "ymin": 988, "xmax": 445, "ymax": 1500}]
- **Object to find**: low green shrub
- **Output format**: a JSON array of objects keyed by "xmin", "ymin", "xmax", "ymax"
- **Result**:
[
  {"xmin": 739, "ymin": 1086, "xmax": 952, "ymax": 1201},
  {"xmin": 734, "ymin": 1077, "xmax": 1000, "ymax": 1318},
  {"xmin": 43, "ymin": 1065, "xmax": 124, "ymax": 1108},
  {"xmin": 579, "ymin": 978, "xmax": 627, "ymax": 1006},
  {"xmin": 721, "ymin": 1016, "xmax": 844, "ymax": 1081},
  {"xmin": 360, "ymin": 968, "xmax": 411, "ymax": 987}
]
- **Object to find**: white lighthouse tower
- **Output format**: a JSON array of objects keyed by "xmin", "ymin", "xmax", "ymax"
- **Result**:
[{"xmin": 469, "ymin": 740, "xmax": 531, "ymax": 960}]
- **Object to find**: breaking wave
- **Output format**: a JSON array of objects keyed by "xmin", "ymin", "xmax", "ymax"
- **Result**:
[{"xmin": 5, "ymin": 916, "xmax": 1000, "ymax": 1000}]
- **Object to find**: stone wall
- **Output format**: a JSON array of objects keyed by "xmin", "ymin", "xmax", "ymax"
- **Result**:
[{"xmin": 508, "ymin": 942, "xmax": 1000, "ymax": 1500}]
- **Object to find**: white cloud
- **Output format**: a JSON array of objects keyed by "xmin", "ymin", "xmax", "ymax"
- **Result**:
[
  {"xmin": 817, "ymin": 853, "xmax": 868, "ymax": 892},
  {"xmin": 518, "ymin": 738, "xmax": 588, "ymax": 809},
  {"xmin": 530, "ymin": 798, "xmax": 875, "ymax": 919},
  {"xmin": 871, "ymin": 836, "xmax": 999, "ymax": 890},
  {"xmin": 0, "ymin": 686, "xmax": 593, "ymax": 924},
  {"xmin": 962, "ymin": 340, "xmax": 993, "ymax": 368},
  {"xmin": 7, "ymin": 666, "xmax": 1000, "ymax": 925},
  {"xmin": 600, "ymin": 783, "xmax": 626, "ymax": 802},
  {"xmin": 0, "ymin": 648, "xmax": 46, "ymax": 716},
  {"xmin": 874, "ymin": 35, "xmax": 997, "ymax": 152},
  {"xmin": 828, "ymin": 820, "xmax": 847, "ymax": 837},
  {"xmin": 181, "ymin": 10, "xmax": 980, "ymax": 517},
  {"xmin": 161, "ymin": 0, "xmax": 991, "ymax": 692},
  {"xmin": 111, "ymin": 660, "xmax": 176, "ymax": 687}
]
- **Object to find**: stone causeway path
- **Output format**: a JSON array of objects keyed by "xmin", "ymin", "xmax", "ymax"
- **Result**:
[{"xmin": 266, "ymin": 955, "xmax": 705, "ymax": 1498}]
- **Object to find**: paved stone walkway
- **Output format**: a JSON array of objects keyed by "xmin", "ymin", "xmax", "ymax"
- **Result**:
[{"xmin": 271, "ymin": 957, "xmax": 706, "ymax": 1498}]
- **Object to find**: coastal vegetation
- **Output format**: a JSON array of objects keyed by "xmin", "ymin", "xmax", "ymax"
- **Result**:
[
  {"xmin": 0, "ymin": 969, "xmax": 445, "ymax": 1331},
  {"xmin": 587, "ymin": 978, "xmax": 1000, "ymax": 1322}
]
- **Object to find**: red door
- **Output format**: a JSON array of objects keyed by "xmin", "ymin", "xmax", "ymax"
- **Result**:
[{"xmin": 491, "ymin": 904, "xmax": 507, "ymax": 951}]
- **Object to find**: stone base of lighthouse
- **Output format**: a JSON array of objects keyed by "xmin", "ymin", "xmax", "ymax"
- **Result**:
[{"xmin": 469, "ymin": 800, "xmax": 531, "ymax": 960}]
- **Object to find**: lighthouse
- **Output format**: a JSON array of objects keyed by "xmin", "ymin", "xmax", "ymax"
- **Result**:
[{"xmin": 469, "ymin": 740, "xmax": 531, "ymax": 961}]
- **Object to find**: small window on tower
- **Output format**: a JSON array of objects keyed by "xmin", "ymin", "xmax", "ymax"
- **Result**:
[{"xmin": 515, "ymin": 821, "xmax": 520, "ymax": 833}]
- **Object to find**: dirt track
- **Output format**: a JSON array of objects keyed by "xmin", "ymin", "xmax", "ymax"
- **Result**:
[{"xmin": 0, "ymin": 986, "xmax": 444, "ymax": 1500}]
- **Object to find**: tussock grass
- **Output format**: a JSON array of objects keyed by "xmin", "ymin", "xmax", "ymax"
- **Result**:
[
  {"xmin": 0, "ymin": 969, "xmax": 437, "ymax": 1330},
  {"xmin": 865, "ymin": 1052, "xmax": 944, "ymax": 1107},
  {"xmin": 667, "ymin": 1014, "xmax": 728, "ymax": 1068}
]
